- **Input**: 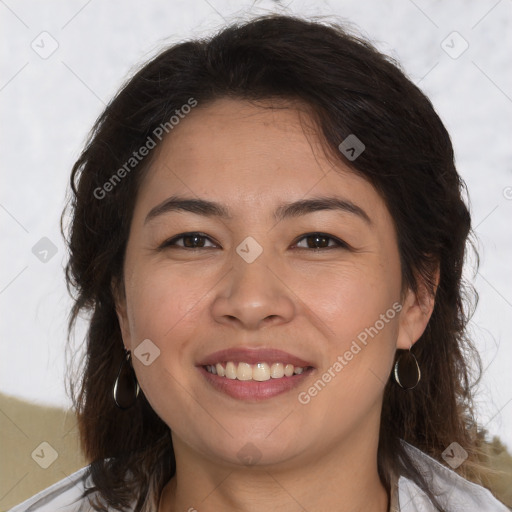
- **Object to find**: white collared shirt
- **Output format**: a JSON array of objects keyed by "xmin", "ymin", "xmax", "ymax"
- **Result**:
[{"xmin": 8, "ymin": 442, "xmax": 508, "ymax": 511}]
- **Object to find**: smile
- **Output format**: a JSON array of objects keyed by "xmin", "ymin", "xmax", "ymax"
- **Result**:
[
  {"xmin": 204, "ymin": 361, "xmax": 312, "ymax": 381},
  {"xmin": 197, "ymin": 347, "xmax": 316, "ymax": 400}
]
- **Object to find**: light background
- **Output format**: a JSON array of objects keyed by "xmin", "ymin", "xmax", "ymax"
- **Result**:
[{"xmin": 1, "ymin": 0, "xmax": 511, "ymax": 450}]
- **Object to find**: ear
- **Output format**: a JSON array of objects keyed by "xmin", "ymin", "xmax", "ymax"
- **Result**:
[
  {"xmin": 111, "ymin": 276, "xmax": 131, "ymax": 350},
  {"xmin": 396, "ymin": 265, "xmax": 440, "ymax": 350}
]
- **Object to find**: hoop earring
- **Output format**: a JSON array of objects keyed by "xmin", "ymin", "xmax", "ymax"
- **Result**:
[
  {"xmin": 113, "ymin": 349, "xmax": 140, "ymax": 409},
  {"xmin": 393, "ymin": 349, "xmax": 421, "ymax": 390}
]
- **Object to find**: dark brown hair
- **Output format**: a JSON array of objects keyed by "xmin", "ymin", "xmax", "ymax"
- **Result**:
[{"xmin": 63, "ymin": 13, "xmax": 485, "ymax": 511}]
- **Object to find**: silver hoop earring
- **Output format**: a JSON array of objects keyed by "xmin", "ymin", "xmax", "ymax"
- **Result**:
[
  {"xmin": 393, "ymin": 350, "xmax": 421, "ymax": 390},
  {"xmin": 113, "ymin": 349, "xmax": 140, "ymax": 409}
]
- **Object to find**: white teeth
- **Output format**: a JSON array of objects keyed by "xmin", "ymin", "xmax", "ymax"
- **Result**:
[
  {"xmin": 204, "ymin": 361, "xmax": 309, "ymax": 380},
  {"xmin": 252, "ymin": 363, "xmax": 270, "ymax": 381},
  {"xmin": 225, "ymin": 361, "xmax": 237, "ymax": 379},
  {"xmin": 237, "ymin": 362, "xmax": 252, "ymax": 381},
  {"xmin": 270, "ymin": 362, "xmax": 284, "ymax": 378},
  {"xmin": 215, "ymin": 363, "xmax": 225, "ymax": 377}
]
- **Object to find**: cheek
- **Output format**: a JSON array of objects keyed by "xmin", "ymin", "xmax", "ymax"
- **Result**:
[
  {"xmin": 124, "ymin": 264, "xmax": 207, "ymax": 430},
  {"xmin": 126, "ymin": 262, "xmax": 207, "ymax": 342},
  {"xmin": 295, "ymin": 259, "xmax": 401, "ymax": 405},
  {"xmin": 122, "ymin": 264, "xmax": 207, "ymax": 400},
  {"xmin": 296, "ymin": 260, "xmax": 400, "ymax": 342}
]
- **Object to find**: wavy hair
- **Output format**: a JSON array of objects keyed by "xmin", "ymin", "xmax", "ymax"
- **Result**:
[{"xmin": 63, "ymin": 14, "xmax": 485, "ymax": 512}]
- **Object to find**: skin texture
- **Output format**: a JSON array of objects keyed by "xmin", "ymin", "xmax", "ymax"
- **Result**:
[{"xmin": 114, "ymin": 98, "xmax": 435, "ymax": 511}]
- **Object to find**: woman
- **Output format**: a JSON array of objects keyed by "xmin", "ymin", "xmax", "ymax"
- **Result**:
[{"xmin": 9, "ymin": 14, "xmax": 508, "ymax": 512}]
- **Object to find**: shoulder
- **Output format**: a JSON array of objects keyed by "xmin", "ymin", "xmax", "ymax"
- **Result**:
[
  {"xmin": 398, "ymin": 441, "xmax": 509, "ymax": 512},
  {"xmin": 6, "ymin": 465, "xmax": 135, "ymax": 512},
  {"xmin": 7, "ymin": 465, "xmax": 92, "ymax": 512}
]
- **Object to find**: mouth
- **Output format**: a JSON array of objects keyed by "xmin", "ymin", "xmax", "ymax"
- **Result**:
[{"xmin": 196, "ymin": 347, "xmax": 316, "ymax": 401}]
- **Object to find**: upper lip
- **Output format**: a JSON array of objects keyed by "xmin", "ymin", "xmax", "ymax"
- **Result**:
[{"xmin": 197, "ymin": 347, "xmax": 315, "ymax": 368}]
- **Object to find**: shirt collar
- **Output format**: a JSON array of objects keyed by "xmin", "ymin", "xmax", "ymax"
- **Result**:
[{"xmin": 394, "ymin": 441, "xmax": 508, "ymax": 511}]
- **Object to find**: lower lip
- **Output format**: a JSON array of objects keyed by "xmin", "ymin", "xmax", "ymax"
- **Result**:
[{"xmin": 198, "ymin": 366, "xmax": 315, "ymax": 401}]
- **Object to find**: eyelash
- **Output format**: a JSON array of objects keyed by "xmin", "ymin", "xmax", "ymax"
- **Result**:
[{"xmin": 159, "ymin": 232, "xmax": 349, "ymax": 251}]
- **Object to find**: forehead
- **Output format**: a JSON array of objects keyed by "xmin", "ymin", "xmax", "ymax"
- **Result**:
[{"xmin": 134, "ymin": 98, "xmax": 387, "ymax": 223}]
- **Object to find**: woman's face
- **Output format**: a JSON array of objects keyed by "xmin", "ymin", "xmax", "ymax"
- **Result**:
[{"xmin": 115, "ymin": 98, "xmax": 430, "ymax": 469}]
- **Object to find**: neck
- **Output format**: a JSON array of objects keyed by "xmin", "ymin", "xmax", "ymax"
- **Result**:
[{"xmin": 158, "ymin": 425, "xmax": 389, "ymax": 512}]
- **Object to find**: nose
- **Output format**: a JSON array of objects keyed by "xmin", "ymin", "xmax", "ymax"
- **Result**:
[{"xmin": 211, "ymin": 251, "xmax": 296, "ymax": 331}]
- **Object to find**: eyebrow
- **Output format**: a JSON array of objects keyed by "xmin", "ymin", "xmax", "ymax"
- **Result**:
[{"xmin": 144, "ymin": 195, "xmax": 372, "ymax": 226}]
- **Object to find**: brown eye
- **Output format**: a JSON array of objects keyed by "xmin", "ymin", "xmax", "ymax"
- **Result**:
[
  {"xmin": 293, "ymin": 233, "xmax": 348, "ymax": 250},
  {"xmin": 161, "ymin": 232, "xmax": 217, "ymax": 249}
]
